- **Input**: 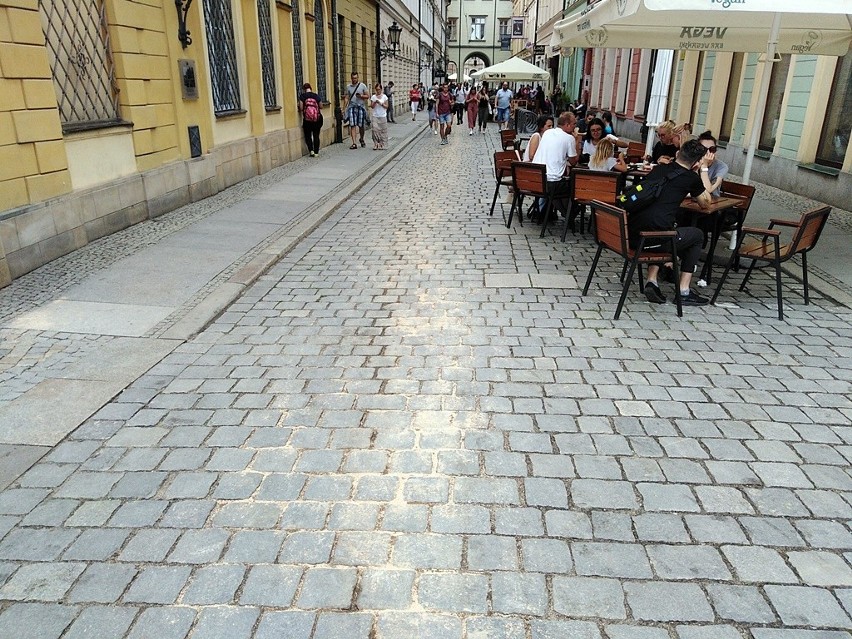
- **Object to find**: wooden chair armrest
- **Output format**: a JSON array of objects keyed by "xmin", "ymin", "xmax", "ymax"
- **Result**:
[
  {"xmin": 741, "ymin": 226, "xmax": 781, "ymax": 237},
  {"xmin": 768, "ymin": 218, "xmax": 798, "ymax": 227},
  {"xmin": 639, "ymin": 230, "xmax": 677, "ymax": 238}
]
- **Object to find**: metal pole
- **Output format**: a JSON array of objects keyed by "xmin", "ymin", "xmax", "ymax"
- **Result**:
[{"xmin": 330, "ymin": 0, "xmax": 343, "ymax": 143}]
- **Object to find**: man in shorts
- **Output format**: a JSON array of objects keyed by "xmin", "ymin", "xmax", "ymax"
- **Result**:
[
  {"xmin": 344, "ymin": 71, "xmax": 369, "ymax": 149},
  {"xmin": 495, "ymin": 82, "xmax": 513, "ymax": 130},
  {"xmin": 436, "ymin": 83, "xmax": 454, "ymax": 145}
]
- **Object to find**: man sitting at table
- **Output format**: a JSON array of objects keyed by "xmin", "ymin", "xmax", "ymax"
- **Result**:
[
  {"xmin": 531, "ymin": 111, "xmax": 579, "ymax": 221},
  {"xmin": 629, "ymin": 138, "xmax": 715, "ymax": 307}
]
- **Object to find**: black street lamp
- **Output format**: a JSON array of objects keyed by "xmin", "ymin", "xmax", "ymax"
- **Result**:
[
  {"xmin": 419, "ymin": 49, "xmax": 434, "ymax": 71},
  {"xmin": 379, "ymin": 21, "xmax": 403, "ymax": 60}
]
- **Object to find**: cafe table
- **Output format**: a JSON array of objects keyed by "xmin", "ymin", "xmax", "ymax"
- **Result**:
[{"xmin": 679, "ymin": 194, "xmax": 748, "ymax": 286}]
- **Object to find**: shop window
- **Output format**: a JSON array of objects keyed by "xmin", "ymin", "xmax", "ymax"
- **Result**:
[
  {"xmin": 204, "ymin": 0, "xmax": 242, "ymax": 114},
  {"xmin": 757, "ymin": 54, "xmax": 791, "ymax": 152},
  {"xmin": 815, "ymin": 53, "xmax": 851, "ymax": 168},
  {"xmin": 314, "ymin": 0, "xmax": 328, "ymax": 102},
  {"xmin": 257, "ymin": 0, "xmax": 277, "ymax": 109}
]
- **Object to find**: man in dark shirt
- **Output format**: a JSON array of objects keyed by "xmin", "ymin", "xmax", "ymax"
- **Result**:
[{"xmin": 629, "ymin": 138, "xmax": 715, "ymax": 306}]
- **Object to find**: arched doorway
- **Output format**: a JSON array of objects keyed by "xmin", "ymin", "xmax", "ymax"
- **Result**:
[{"xmin": 463, "ymin": 53, "xmax": 490, "ymax": 80}]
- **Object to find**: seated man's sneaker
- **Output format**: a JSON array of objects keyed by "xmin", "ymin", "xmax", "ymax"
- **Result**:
[
  {"xmin": 644, "ymin": 282, "xmax": 667, "ymax": 304},
  {"xmin": 679, "ymin": 289, "xmax": 710, "ymax": 306}
]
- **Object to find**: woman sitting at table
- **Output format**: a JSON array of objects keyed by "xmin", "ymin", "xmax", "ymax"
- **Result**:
[
  {"xmin": 523, "ymin": 115, "xmax": 554, "ymax": 161},
  {"xmin": 588, "ymin": 138, "xmax": 628, "ymax": 173},
  {"xmin": 697, "ymin": 131, "xmax": 728, "ymax": 196},
  {"xmin": 581, "ymin": 118, "xmax": 627, "ymax": 163}
]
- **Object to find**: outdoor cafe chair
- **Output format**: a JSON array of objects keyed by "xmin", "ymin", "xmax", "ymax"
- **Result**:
[
  {"xmin": 711, "ymin": 206, "xmax": 831, "ymax": 320},
  {"xmin": 565, "ymin": 169, "xmax": 623, "ymax": 240},
  {"xmin": 582, "ymin": 200, "xmax": 683, "ymax": 320},
  {"xmin": 507, "ymin": 161, "xmax": 553, "ymax": 230},
  {"xmin": 490, "ymin": 150, "xmax": 520, "ymax": 219},
  {"xmin": 624, "ymin": 141, "xmax": 646, "ymax": 164},
  {"xmin": 500, "ymin": 129, "xmax": 519, "ymax": 151}
]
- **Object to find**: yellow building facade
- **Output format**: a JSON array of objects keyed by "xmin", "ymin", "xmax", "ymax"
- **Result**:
[{"xmin": 0, "ymin": 0, "xmax": 341, "ymax": 287}]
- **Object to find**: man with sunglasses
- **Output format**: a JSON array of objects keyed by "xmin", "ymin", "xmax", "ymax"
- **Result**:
[{"xmin": 697, "ymin": 131, "xmax": 728, "ymax": 196}]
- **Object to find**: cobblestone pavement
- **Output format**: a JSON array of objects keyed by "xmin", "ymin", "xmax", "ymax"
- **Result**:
[{"xmin": 1, "ymin": 126, "xmax": 852, "ymax": 639}]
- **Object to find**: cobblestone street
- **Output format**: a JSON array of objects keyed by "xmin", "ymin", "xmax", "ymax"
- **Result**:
[{"xmin": 1, "ymin": 125, "xmax": 852, "ymax": 639}]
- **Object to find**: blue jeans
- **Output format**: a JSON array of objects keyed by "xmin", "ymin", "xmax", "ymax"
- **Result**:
[{"xmin": 496, "ymin": 107, "xmax": 510, "ymax": 123}]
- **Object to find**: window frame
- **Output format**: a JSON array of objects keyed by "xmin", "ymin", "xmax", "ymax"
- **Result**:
[
  {"xmin": 470, "ymin": 16, "xmax": 486, "ymax": 42},
  {"xmin": 757, "ymin": 54, "xmax": 791, "ymax": 153},
  {"xmin": 814, "ymin": 53, "xmax": 851, "ymax": 169}
]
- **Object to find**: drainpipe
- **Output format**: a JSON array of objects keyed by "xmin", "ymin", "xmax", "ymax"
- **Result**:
[
  {"xmin": 376, "ymin": 3, "xmax": 382, "ymax": 85},
  {"xmin": 331, "ymin": 0, "xmax": 343, "ymax": 143}
]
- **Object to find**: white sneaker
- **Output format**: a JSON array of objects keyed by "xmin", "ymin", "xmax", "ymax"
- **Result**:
[
  {"xmin": 469, "ymin": 129, "xmax": 473, "ymax": 135},
  {"xmin": 432, "ymin": 129, "xmax": 437, "ymax": 135}
]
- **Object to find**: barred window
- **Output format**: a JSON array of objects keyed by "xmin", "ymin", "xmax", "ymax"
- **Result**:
[
  {"xmin": 204, "ymin": 0, "xmax": 241, "ymax": 114},
  {"xmin": 39, "ymin": 0, "xmax": 121, "ymax": 132},
  {"xmin": 314, "ymin": 0, "xmax": 327, "ymax": 102},
  {"xmin": 292, "ymin": 0, "xmax": 305, "ymax": 97},
  {"xmin": 257, "ymin": 0, "xmax": 278, "ymax": 109}
]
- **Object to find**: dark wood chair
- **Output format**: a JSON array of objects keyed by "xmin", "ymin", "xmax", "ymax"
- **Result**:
[
  {"xmin": 500, "ymin": 129, "xmax": 518, "ymax": 151},
  {"xmin": 565, "ymin": 169, "xmax": 624, "ymax": 240},
  {"xmin": 507, "ymin": 161, "xmax": 552, "ymax": 230},
  {"xmin": 582, "ymin": 200, "xmax": 683, "ymax": 320},
  {"xmin": 711, "ymin": 206, "xmax": 831, "ymax": 320},
  {"xmin": 696, "ymin": 179, "xmax": 757, "ymax": 282},
  {"xmin": 624, "ymin": 141, "xmax": 646, "ymax": 164},
  {"xmin": 490, "ymin": 150, "xmax": 521, "ymax": 219}
]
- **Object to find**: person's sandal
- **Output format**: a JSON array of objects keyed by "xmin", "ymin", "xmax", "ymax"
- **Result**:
[{"xmin": 349, "ymin": 144, "xmax": 357, "ymax": 149}]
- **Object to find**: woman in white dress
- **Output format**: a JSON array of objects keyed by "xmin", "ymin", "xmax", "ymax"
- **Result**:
[{"xmin": 370, "ymin": 84, "xmax": 389, "ymax": 150}]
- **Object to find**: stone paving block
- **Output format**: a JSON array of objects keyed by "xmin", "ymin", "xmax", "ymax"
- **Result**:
[
  {"xmin": 119, "ymin": 528, "xmax": 181, "ymax": 562},
  {"xmin": 181, "ymin": 564, "xmax": 245, "ymax": 604},
  {"xmin": 694, "ymin": 485, "xmax": 755, "ymax": 514},
  {"xmin": 404, "ymin": 477, "xmax": 449, "ymax": 503},
  {"xmin": 0, "ymin": 528, "xmax": 80, "ymax": 560},
  {"xmin": 376, "ymin": 612, "xmax": 462, "ymax": 639},
  {"xmin": 123, "ymin": 565, "xmax": 191, "ymax": 604},
  {"xmin": 721, "ymin": 545, "xmax": 799, "ymax": 583},
  {"xmin": 572, "ymin": 542, "xmax": 653, "ymax": 578},
  {"xmin": 454, "ymin": 477, "xmax": 520, "ymax": 504},
  {"xmin": 495, "ymin": 507, "xmax": 544, "ymax": 536},
  {"xmin": 63, "ymin": 606, "xmax": 138, "ymax": 639},
  {"xmin": 787, "ymin": 551, "xmax": 852, "ymax": 586},
  {"xmin": 744, "ymin": 487, "xmax": 810, "ymax": 516},
  {"xmin": 591, "ymin": 511, "xmax": 634, "ymax": 541},
  {"xmin": 573, "ymin": 455, "xmax": 623, "ymax": 479},
  {"xmin": 224, "ymin": 530, "xmax": 284, "ymax": 563},
  {"xmin": 212, "ymin": 502, "xmax": 281, "ymax": 528},
  {"xmin": 545, "ymin": 510, "xmax": 593, "ymax": 539},
  {"xmin": 0, "ymin": 562, "xmax": 86, "ymax": 601},
  {"xmin": 604, "ymin": 626, "xmax": 669, "ymax": 639},
  {"xmin": 191, "ymin": 606, "xmax": 259, "ymax": 639},
  {"xmin": 491, "ymin": 571, "xmax": 547, "ymax": 616},
  {"xmin": 356, "ymin": 568, "xmax": 415, "ymax": 610},
  {"xmin": 0, "ymin": 603, "xmax": 80, "ymax": 639},
  {"xmin": 327, "ymin": 502, "xmax": 380, "ymax": 530},
  {"xmin": 683, "ymin": 515, "xmax": 748, "ymax": 544},
  {"xmin": 158, "ymin": 499, "xmax": 215, "ymax": 528},
  {"xmin": 465, "ymin": 616, "xmax": 526, "ymax": 639},
  {"xmin": 484, "ymin": 451, "xmax": 528, "ymax": 477},
  {"xmin": 279, "ymin": 530, "xmax": 334, "ymax": 564},
  {"xmin": 381, "ymin": 504, "xmax": 428, "ymax": 532},
  {"xmin": 572, "ymin": 479, "xmax": 637, "ymax": 510},
  {"xmin": 646, "ymin": 544, "xmax": 732, "ymax": 580},
  {"xmin": 20, "ymin": 499, "xmax": 76, "ymax": 527},
  {"xmin": 166, "ymin": 528, "xmax": 228, "ymax": 563},
  {"xmin": 418, "ymin": 572, "xmax": 488, "ymax": 613},
  {"xmin": 794, "ymin": 519, "xmax": 852, "ymax": 549},
  {"xmin": 467, "ymin": 535, "xmax": 519, "ymax": 570},
  {"xmin": 240, "ymin": 564, "xmax": 302, "ymax": 606},
  {"xmin": 66, "ymin": 563, "xmax": 136, "ymax": 603},
  {"xmin": 333, "ymin": 531, "xmax": 391, "ymax": 565},
  {"xmin": 739, "ymin": 516, "xmax": 807, "ymax": 547},
  {"xmin": 62, "ymin": 528, "xmax": 129, "ymax": 560},
  {"xmin": 212, "ymin": 473, "xmax": 262, "ymax": 499},
  {"xmin": 521, "ymin": 538, "xmax": 573, "ymax": 573},
  {"xmin": 255, "ymin": 611, "xmax": 316, "ymax": 639},
  {"xmin": 313, "ymin": 612, "xmax": 373, "ymax": 639},
  {"xmin": 255, "ymin": 473, "xmax": 306, "ymax": 500},
  {"xmin": 530, "ymin": 619, "xmax": 602, "ymax": 639},
  {"xmin": 705, "ymin": 583, "xmax": 777, "ymax": 623},
  {"xmin": 764, "ymin": 585, "xmax": 852, "ymax": 629},
  {"xmin": 674, "ymin": 625, "xmax": 743, "ymax": 639},
  {"xmin": 280, "ymin": 502, "xmax": 329, "ymax": 530},
  {"xmin": 633, "ymin": 513, "xmax": 690, "ymax": 542},
  {"xmin": 296, "ymin": 566, "xmax": 357, "ymax": 609},
  {"xmin": 750, "ymin": 630, "xmax": 852, "ymax": 639},
  {"xmin": 431, "ymin": 504, "xmax": 491, "ymax": 534},
  {"xmin": 552, "ymin": 576, "xmax": 626, "ymax": 619},
  {"xmin": 624, "ymin": 581, "xmax": 715, "ymax": 622},
  {"xmin": 525, "ymin": 477, "xmax": 569, "ymax": 507},
  {"xmin": 108, "ymin": 500, "xmax": 167, "ymax": 527},
  {"xmin": 637, "ymin": 483, "xmax": 700, "ymax": 512}
]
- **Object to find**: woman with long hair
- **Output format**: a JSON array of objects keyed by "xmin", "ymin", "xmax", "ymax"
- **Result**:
[
  {"xmin": 588, "ymin": 138, "xmax": 627, "ymax": 172},
  {"xmin": 465, "ymin": 86, "xmax": 479, "ymax": 135},
  {"xmin": 477, "ymin": 86, "xmax": 490, "ymax": 133},
  {"xmin": 523, "ymin": 114, "xmax": 554, "ymax": 161}
]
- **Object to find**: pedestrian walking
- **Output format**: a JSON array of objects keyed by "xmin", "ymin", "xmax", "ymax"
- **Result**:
[
  {"xmin": 454, "ymin": 82, "xmax": 467, "ymax": 125},
  {"xmin": 465, "ymin": 86, "xmax": 478, "ymax": 135},
  {"xmin": 370, "ymin": 84, "xmax": 389, "ymax": 150},
  {"xmin": 344, "ymin": 71, "xmax": 369, "ymax": 149},
  {"xmin": 437, "ymin": 83, "xmax": 453, "ymax": 145},
  {"xmin": 427, "ymin": 86, "xmax": 438, "ymax": 135},
  {"xmin": 297, "ymin": 82, "xmax": 323, "ymax": 157},
  {"xmin": 409, "ymin": 83, "xmax": 421, "ymax": 121},
  {"xmin": 476, "ymin": 86, "xmax": 490, "ymax": 133},
  {"xmin": 385, "ymin": 81, "xmax": 396, "ymax": 123}
]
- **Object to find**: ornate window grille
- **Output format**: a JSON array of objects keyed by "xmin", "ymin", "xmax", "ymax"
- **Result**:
[
  {"xmin": 203, "ymin": 0, "xmax": 242, "ymax": 114},
  {"xmin": 313, "ymin": 0, "xmax": 327, "ymax": 102},
  {"xmin": 257, "ymin": 0, "xmax": 278, "ymax": 108},
  {"xmin": 292, "ymin": 0, "xmax": 305, "ymax": 96},
  {"xmin": 39, "ymin": 0, "xmax": 121, "ymax": 132}
]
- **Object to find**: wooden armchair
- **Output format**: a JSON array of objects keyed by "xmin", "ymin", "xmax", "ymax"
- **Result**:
[
  {"xmin": 624, "ymin": 141, "xmax": 646, "ymax": 164},
  {"xmin": 583, "ymin": 200, "xmax": 683, "ymax": 320},
  {"xmin": 490, "ymin": 150, "xmax": 521, "ymax": 219},
  {"xmin": 566, "ymin": 169, "xmax": 624, "ymax": 240},
  {"xmin": 500, "ymin": 129, "xmax": 519, "ymax": 151},
  {"xmin": 507, "ymin": 161, "xmax": 552, "ymax": 229},
  {"xmin": 711, "ymin": 206, "xmax": 831, "ymax": 320}
]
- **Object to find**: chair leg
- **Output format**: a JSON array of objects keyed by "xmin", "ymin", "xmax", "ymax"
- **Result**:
[
  {"xmin": 616, "ymin": 254, "xmax": 641, "ymax": 320},
  {"xmin": 738, "ymin": 257, "xmax": 758, "ymax": 292},
  {"xmin": 489, "ymin": 180, "xmax": 501, "ymax": 217},
  {"xmin": 711, "ymin": 252, "xmax": 738, "ymax": 306},
  {"xmin": 539, "ymin": 197, "xmax": 554, "ymax": 238},
  {"xmin": 517, "ymin": 195, "xmax": 525, "ymax": 226},
  {"xmin": 802, "ymin": 251, "xmax": 810, "ymax": 305},
  {"xmin": 636, "ymin": 264, "xmax": 644, "ymax": 294},
  {"xmin": 582, "ymin": 245, "xmax": 604, "ymax": 295},
  {"xmin": 773, "ymin": 238, "xmax": 783, "ymax": 321},
  {"xmin": 506, "ymin": 193, "xmax": 518, "ymax": 228},
  {"xmin": 671, "ymin": 238, "xmax": 682, "ymax": 317},
  {"xmin": 619, "ymin": 260, "xmax": 629, "ymax": 283}
]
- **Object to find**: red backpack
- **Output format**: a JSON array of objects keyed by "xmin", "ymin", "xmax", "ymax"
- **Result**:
[{"xmin": 303, "ymin": 97, "xmax": 320, "ymax": 122}]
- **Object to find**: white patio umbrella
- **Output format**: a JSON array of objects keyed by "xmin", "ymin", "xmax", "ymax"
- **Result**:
[
  {"xmin": 552, "ymin": 0, "xmax": 852, "ymax": 185},
  {"xmin": 470, "ymin": 57, "xmax": 551, "ymax": 82}
]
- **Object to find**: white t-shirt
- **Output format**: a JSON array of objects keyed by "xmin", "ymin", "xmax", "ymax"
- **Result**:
[
  {"xmin": 582, "ymin": 139, "xmax": 598, "ymax": 157},
  {"xmin": 522, "ymin": 132, "xmax": 542, "ymax": 162},
  {"xmin": 589, "ymin": 156, "xmax": 618, "ymax": 172},
  {"xmin": 371, "ymin": 94, "xmax": 388, "ymax": 118},
  {"xmin": 455, "ymin": 88, "xmax": 467, "ymax": 104},
  {"xmin": 532, "ymin": 127, "xmax": 577, "ymax": 181}
]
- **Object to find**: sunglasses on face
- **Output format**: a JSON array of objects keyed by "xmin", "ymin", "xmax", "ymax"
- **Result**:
[{"xmin": 705, "ymin": 145, "xmax": 717, "ymax": 153}]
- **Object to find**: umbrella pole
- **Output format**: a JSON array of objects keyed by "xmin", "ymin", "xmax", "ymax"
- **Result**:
[{"xmin": 731, "ymin": 12, "xmax": 781, "ymax": 250}]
